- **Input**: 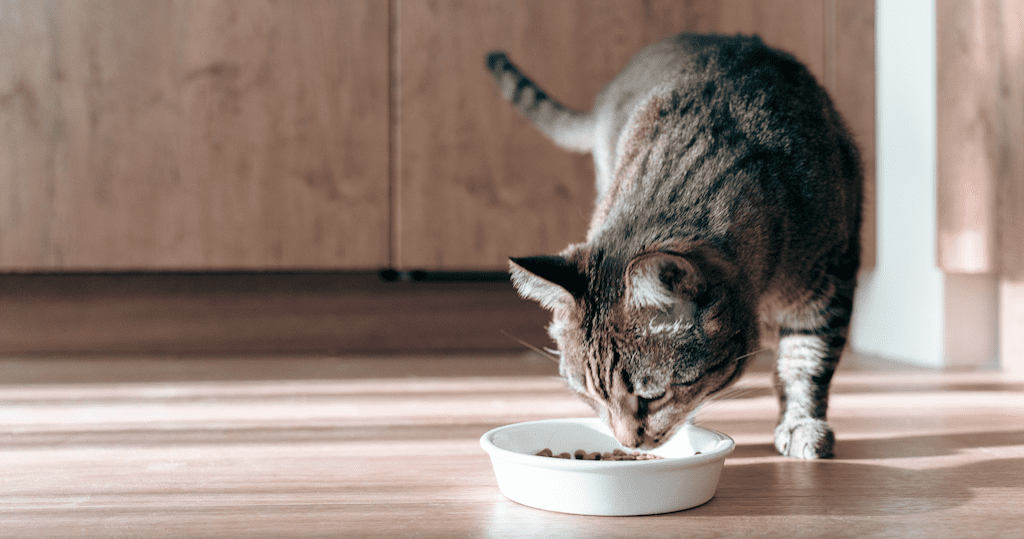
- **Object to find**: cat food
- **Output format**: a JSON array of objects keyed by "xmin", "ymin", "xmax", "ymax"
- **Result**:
[{"xmin": 534, "ymin": 448, "xmax": 664, "ymax": 461}]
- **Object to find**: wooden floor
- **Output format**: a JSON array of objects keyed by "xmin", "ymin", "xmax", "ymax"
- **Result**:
[{"xmin": 1, "ymin": 353, "xmax": 1022, "ymax": 538}]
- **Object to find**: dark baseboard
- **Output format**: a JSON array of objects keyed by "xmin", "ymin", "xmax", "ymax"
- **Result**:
[{"xmin": 0, "ymin": 272, "xmax": 553, "ymax": 356}]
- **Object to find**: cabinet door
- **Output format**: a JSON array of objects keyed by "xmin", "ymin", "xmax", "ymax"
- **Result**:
[
  {"xmin": 0, "ymin": 0, "xmax": 389, "ymax": 271},
  {"xmin": 396, "ymin": 0, "xmax": 873, "ymax": 271}
]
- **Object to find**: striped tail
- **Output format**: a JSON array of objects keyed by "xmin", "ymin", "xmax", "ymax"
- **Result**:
[{"xmin": 485, "ymin": 51, "xmax": 594, "ymax": 153}]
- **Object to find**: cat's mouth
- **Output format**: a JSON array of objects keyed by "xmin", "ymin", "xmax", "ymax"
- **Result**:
[
  {"xmin": 608, "ymin": 407, "xmax": 690, "ymax": 450},
  {"xmin": 620, "ymin": 423, "xmax": 685, "ymax": 450}
]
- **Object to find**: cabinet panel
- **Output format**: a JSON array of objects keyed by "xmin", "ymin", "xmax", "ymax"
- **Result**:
[
  {"xmin": 937, "ymin": 0, "xmax": 1024, "ymax": 277},
  {"xmin": 0, "ymin": 0, "xmax": 390, "ymax": 271},
  {"xmin": 828, "ymin": 0, "xmax": 876, "ymax": 270},
  {"xmin": 396, "ymin": 0, "xmax": 855, "ymax": 270},
  {"xmin": 395, "ymin": 0, "xmax": 597, "ymax": 270},
  {"xmin": 0, "ymin": 1, "xmax": 61, "ymax": 267}
]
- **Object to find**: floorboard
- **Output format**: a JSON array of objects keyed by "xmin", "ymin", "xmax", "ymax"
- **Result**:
[{"xmin": 1, "ymin": 354, "xmax": 1022, "ymax": 538}]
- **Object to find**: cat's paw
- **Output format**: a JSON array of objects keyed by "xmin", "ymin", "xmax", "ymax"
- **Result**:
[{"xmin": 774, "ymin": 418, "xmax": 835, "ymax": 459}]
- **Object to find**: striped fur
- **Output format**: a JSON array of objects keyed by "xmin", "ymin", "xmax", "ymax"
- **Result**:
[
  {"xmin": 485, "ymin": 52, "xmax": 594, "ymax": 153},
  {"xmin": 491, "ymin": 33, "xmax": 862, "ymax": 458}
]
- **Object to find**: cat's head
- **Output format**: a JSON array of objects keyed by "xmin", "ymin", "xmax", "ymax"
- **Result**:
[{"xmin": 510, "ymin": 243, "xmax": 757, "ymax": 449}]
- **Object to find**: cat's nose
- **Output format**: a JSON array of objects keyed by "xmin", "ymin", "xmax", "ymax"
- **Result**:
[{"xmin": 610, "ymin": 417, "xmax": 644, "ymax": 449}]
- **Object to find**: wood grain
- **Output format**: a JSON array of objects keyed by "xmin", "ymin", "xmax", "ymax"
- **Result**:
[
  {"xmin": 395, "ymin": 0, "xmax": 873, "ymax": 271},
  {"xmin": 0, "ymin": 354, "xmax": 1021, "ymax": 538},
  {"xmin": 0, "ymin": 0, "xmax": 390, "ymax": 271},
  {"xmin": 828, "ymin": 0, "xmax": 876, "ymax": 270},
  {"xmin": 0, "ymin": 1, "xmax": 60, "ymax": 266},
  {"xmin": 995, "ymin": 0, "xmax": 1024, "ymax": 280},
  {"xmin": 395, "ymin": 0, "xmax": 599, "ymax": 270},
  {"xmin": 3, "ymin": 1, "xmax": 875, "ymax": 273},
  {"xmin": 937, "ymin": 0, "xmax": 1001, "ymax": 273},
  {"xmin": 936, "ymin": 0, "xmax": 1024, "ymax": 277}
]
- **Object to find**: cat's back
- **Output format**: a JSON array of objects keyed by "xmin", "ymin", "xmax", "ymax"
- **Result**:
[
  {"xmin": 598, "ymin": 32, "xmax": 758, "ymax": 98},
  {"xmin": 593, "ymin": 33, "xmax": 814, "ymax": 162}
]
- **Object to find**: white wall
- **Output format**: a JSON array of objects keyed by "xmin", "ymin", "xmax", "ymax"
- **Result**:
[
  {"xmin": 851, "ymin": 0, "xmax": 942, "ymax": 366},
  {"xmin": 850, "ymin": 0, "xmax": 999, "ymax": 369}
]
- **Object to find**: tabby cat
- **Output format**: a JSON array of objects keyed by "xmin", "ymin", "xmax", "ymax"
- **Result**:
[{"xmin": 486, "ymin": 33, "xmax": 862, "ymax": 459}]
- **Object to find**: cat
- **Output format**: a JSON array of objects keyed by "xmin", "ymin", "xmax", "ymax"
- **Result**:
[{"xmin": 486, "ymin": 33, "xmax": 862, "ymax": 459}]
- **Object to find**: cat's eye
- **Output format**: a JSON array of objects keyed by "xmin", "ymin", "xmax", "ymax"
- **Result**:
[
  {"xmin": 637, "ymin": 390, "xmax": 672, "ymax": 412},
  {"xmin": 638, "ymin": 391, "xmax": 665, "ymax": 404}
]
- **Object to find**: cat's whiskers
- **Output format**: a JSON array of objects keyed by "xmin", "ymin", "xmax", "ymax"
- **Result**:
[
  {"xmin": 731, "ymin": 346, "xmax": 772, "ymax": 365},
  {"xmin": 707, "ymin": 384, "xmax": 763, "ymax": 402},
  {"xmin": 500, "ymin": 330, "xmax": 560, "ymax": 363},
  {"xmin": 688, "ymin": 347, "xmax": 772, "ymax": 425}
]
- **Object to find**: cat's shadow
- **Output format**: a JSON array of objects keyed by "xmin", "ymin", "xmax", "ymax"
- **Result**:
[{"xmin": 694, "ymin": 457, "xmax": 1023, "ymax": 517}]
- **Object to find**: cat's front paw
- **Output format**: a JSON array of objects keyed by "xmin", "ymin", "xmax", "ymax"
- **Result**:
[{"xmin": 775, "ymin": 418, "xmax": 835, "ymax": 459}]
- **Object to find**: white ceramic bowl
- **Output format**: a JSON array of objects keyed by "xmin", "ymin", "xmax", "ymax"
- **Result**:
[{"xmin": 480, "ymin": 417, "xmax": 734, "ymax": 516}]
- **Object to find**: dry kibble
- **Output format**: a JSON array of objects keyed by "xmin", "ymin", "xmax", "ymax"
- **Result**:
[{"xmin": 535, "ymin": 448, "xmax": 664, "ymax": 461}]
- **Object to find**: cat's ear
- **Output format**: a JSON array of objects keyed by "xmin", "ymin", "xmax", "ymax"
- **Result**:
[
  {"xmin": 625, "ymin": 252, "xmax": 704, "ymax": 310},
  {"xmin": 509, "ymin": 255, "xmax": 587, "ymax": 310}
]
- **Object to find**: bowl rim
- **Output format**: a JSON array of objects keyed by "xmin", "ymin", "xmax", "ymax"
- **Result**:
[{"xmin": 480, "ymin": 417, "xmax": 734, "ymax": 470}]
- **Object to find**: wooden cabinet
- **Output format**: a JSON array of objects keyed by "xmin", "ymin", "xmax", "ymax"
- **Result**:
[
  {"xmin": 0, "ymin": 0, "xmax": 390, "ymax": 271},
  {"xmin": 1, "ymin": 1, "xmax": 874, "ymax": 272}
]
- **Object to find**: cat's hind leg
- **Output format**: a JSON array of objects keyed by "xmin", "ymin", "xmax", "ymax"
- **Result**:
[{"xmin": 772, "ymin": 275, "xmax": 856, "ymax": 459}]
